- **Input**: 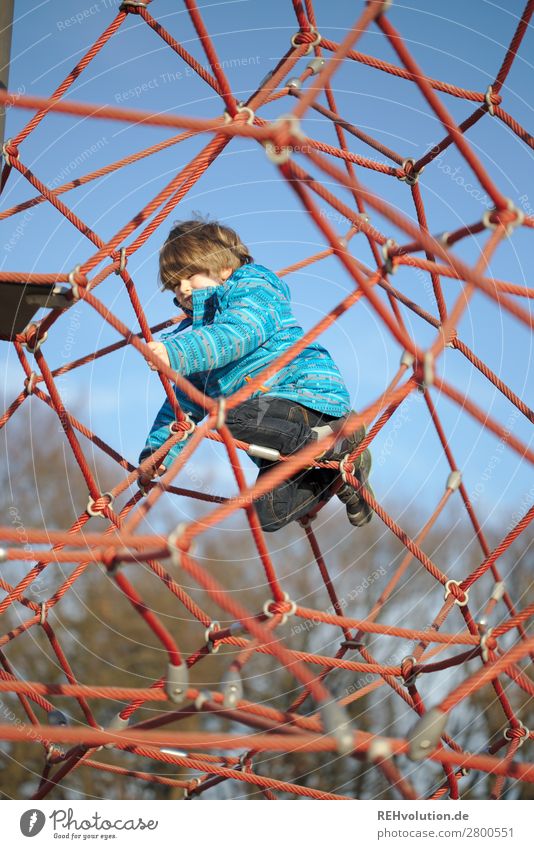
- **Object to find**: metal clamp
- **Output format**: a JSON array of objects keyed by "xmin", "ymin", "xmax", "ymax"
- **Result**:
[
  {"xmin": 167, "ymin": 522, "xmax": 187, "ymax": 568},
  {"xmin": 221, "ymin": 666, "xmax": 243, "ymax": 708},
  {"xmin": 2, "ymin": 138, "xmax": 18, "ymax": 167},
  {"xmin": 165, "ymin": 661, "xmax": 189, "ymax": 704},
  {"xmin": 400, "ymin": 349, "xmax": 415, "ymax": 369},
  {"xmin": 247, "ymin": 443, "xmax": 281, "ymax": 461},
  {"xmin": 264, "ymin": 113, "xmax": 304, "ymax": 164},
  {"xmin": 398, "ymin": 157, "xmax": 422, "ymax": 186},
  {"xmin": 307, "ymin": 57, "xmax": 325, "ymax": 75},
  {"xmin": 224, "ymin": 103, "xmax": 255, "ymax": 125},
  {"xmin": 204, "ymin": 620, "xmax": 222, "ymax": 653},
  {"xmin": 285, "ymin": 77, "xmax": 302, "ymax": 91},
  {"xmin": 86, "ymin": 491, "xmax": 114, "ymax": 518},
  {"xmin": 423, "ymin": 351, "xmax": 434, "ymax": 387},
  {"xmin": 262, "ymin": 591, "xmax": 296, "ymax": 625},
  {"xmin": 480, "ymin": 627, "xmax": 494, "ymax": 662},
  {"xmin": 381, "ymin": 238, "xmax": 397, "ymax": 274},
  {"xmin": 400, "ymin": 654, "xmax": 420, "ymax": 687},
  {"xmin": 169, "ymin": 413, "xmax": 195, "ymax": 442},
  {"xmin": 22, "ymin": 328, "xmax": 48, "ymax": 354},
  {"xmin": 216, "ymin": 397, "xmax": 226, "ymax": 429},
  {"xmin": 407, "ymin": 707, "xmax": 448, "ymax": 761},
  {"xmin": 503, "ymin": 720, "xmax": 529, "ymax": 748},
  {"xmin": 340, "ymin": 453, "xmax": 357, "ymax": 486},
  {"xmin": 115, "ymin": 247, "xmax": 127, "ymax": 274},
  {"xmin": 444, "ymin": 579, "xmax": 469, "ymax": 607},
  {"xmin": 368, "ymin": 738, "xmax": 392, "ymax": 761},
  {"xmin": 119, "ymin": 1, "xmax": 148, "ymax": 10},
  {"xmin": 291, "ymin": 27, "xmax": 322, "ymax": 54},
  {"xmin": 24, "ymin": 372, "xmax": 37, "ymax": 395},
  {"xmin": 39, "ymin": 602, "xmax": 47, "ymax": 625},
  {"xmin": 482, "ymin": 198, "xmax": 524, "ymax": 236},
  {"xmin": 491, "ymin": 581, "xmax": 505, "ymax": 602},
  {"xmin": 68, "ymin": 264, "xmax": 83, "ymax": 300},
  {"xmin": 183, "ymin": 777, "xmax": 202, "ymax": 800},
  {"xmin": 446, "ymin": 470, "xmax": 462, "ymax": 491},
  {"xmin": 484, "ymin": 85, "xmax": 496, "ymax": 116}
]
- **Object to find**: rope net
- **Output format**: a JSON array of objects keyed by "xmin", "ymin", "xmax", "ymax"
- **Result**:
[{"xmin": 0, "ymin": 0, "xmax": 533, "ymax": 800}]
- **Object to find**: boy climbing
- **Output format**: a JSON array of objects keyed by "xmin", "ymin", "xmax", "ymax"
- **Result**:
[{"xmin": 139, "ymin": 217, "xmax": 373, "ymax": 531}]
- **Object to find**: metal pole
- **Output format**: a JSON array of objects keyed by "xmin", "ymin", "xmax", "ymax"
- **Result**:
[{"xmin": 0, "ymin": 0, "xmax": 15, "ymax": 152}]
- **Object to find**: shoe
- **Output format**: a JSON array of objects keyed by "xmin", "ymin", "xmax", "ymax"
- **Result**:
[
  {"xmin": 314, "ymin": 412, "xmax": 366, "ymax": 466},
  {"xmin": 337, "ymin": 448, "xmax": 374, "ymax": 527}
]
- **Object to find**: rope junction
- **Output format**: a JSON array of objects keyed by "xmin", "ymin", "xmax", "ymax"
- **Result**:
[{"xmin": 0, "ymin": 0, "xmax": 533, "ymax": 800}]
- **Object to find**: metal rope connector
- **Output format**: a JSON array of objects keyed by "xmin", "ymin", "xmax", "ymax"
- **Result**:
[
  {"xmin": 446, "ymin": 470, "xmax": 462, "ymax": 491},
  {"xmin": 484, "ymin": 84, "xmax": 496, "ymax": 116},
  {"xmin": 264, "ymin": 113, "xmax": 304, "ymax": 164},
  {"xmin": 291, "ymin": 27, "xmax": 322, "ymax": 55},
  {"xmin": 491, "ymin": 581, "xmax": 505, "ymax": 602},
  {"xmin": 407, "ymin": 707, "xmax": 448, "ymax": 761},
  {"xmin": 167, "ymin": 522, "xmax": 188, "ymax": 568},
  {"xmin": 24, "ymin": 372, "xmax": 37, "ymax": 395},
  {"xmin": 165, "ymin": 661, "xmax": 189, "ymax": 704},
  {"xmin": 169, "ymin": 413, "xmax": 195, "ymax": 442},
  {"xmin": 204, "ymin": 620, "xmax": 222, "ymax": 653},
  {"xmin": 381, "ymin": 238, "xmax": 397, "ymax": 274},
  {"xmin": 263, "ymin": 591, "xmax": 296, "ymax": 625},
  {"xmin": 115, "ymin": 247, "xmax": 127, "ymax": 274},
  {"xmin": 1, "ymin": 138, "xmax": 18, "ymax": 167},
  {"xmin": 86, "ymin": 492, "xmax": 114, "ymax": 518},
  {"xmin": 22, "ymin": 327, "xmax": 48, "ymax": 354},
  {"xmin": 39, "ymin": 602, "xmax": 47, "ymax": 625},
  {"xmin": 223, "ymin": 103, "xmax": 255, "ymax": 125},
  {"xmin": 68, "ymin": 264, "xmax": 83, "ymax": 300},
  {"xmin": 221, "ymin": 666, "xmax": 243, "ymax": 708},
  {"xmin": 480, "ymin": 626, "xmax": 495, "ymax": 662},
  {"xmin": 306, "ymin": 57, "xmax": 325, "ymax": 75},
  {"xmin": 400, "ymin": 654, "xmax": 420, "ymax": 687},
  {"xmin": 104, "ymin": 713, "xmax": 130, "ymax": 748},
  {"xmin": 286, "ymin": 77, "xmax": 302, "ymax": 91},
  {"xmin": 119, "ymin": 1, "xmax": 148, "ymax": 11},
  {"xmin": 320, "ymin": 700, "xmax": 354, "ymax": 755},
  {"xmin": 503, "ymin": 720, "xmax": 529, "ymax": 748},
  {"xmin": 247, "ymin": 444, "xmax": 280, "ymax": 461},
  {"xmin": 400, "ymin": 349, "xmax": 415, "ymax": 369},
  {"xmin": 368, "ymin": 738, "xmax": 392, "ymax": 761},
  {"xmin": 215, "ymin": 396, "xmax": 226, "ymax": 429},
  {"xmin": 483, "ymin": 198, "xmax": 524, "ymax": 236},
  {"xmin": 444, "ymin": 578, "xmax": 469, "ymax": 607},
  {"xmin": 398, "ymin": 157, "xmax": 422, "ymax": 185}
]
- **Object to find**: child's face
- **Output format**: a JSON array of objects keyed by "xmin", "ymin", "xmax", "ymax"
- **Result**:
[{"xmin": 174, "ymin": 268, "xmax": 233, "ymax": 309}]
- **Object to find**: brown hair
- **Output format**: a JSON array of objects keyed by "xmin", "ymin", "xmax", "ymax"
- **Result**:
[{"xmin": 159, "ymin": 217, "xmax": 253, "ymax": 291}]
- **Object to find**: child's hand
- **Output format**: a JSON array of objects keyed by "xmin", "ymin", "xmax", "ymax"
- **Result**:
[
  {"xmin": 146, "ymin": 341, "xmax": 170, "ymax": 371},
  {"xmin": 138, "ymin": 463, "xmax": 166, "ymax": 490}
]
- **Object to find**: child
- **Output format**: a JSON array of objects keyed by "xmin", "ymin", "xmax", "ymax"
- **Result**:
[{"xmin": 139, "ymin": 218, "xmax": 373, "ymax": 532}]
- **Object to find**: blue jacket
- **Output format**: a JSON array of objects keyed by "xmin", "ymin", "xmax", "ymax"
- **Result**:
[{"xmin": 140, "ymin": 263, "xmax": 350, "ymax": 467}]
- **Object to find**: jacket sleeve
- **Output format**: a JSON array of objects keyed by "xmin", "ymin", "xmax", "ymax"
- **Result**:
[
  {"xmin": 161, "ymin": 279, "xmax": 283, "ymax": 376},
  {"xmin": 139, "ymin": 386, "xmax": 206, "ymax": 468}
]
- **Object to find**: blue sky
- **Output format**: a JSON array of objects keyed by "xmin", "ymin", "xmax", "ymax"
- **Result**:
[{"xmin": 1, "ymin": 0, "xmax": 533, "ymax": 537}]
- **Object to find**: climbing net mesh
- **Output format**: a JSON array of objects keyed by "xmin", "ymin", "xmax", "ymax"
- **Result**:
[{"xmin": 0, "ymin": 0, "xmax": 533, "ymax": 801}]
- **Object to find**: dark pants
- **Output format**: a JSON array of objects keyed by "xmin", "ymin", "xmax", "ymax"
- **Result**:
[{"xmin": 225, "ymin": 396, "xmax": 339, "ymax": 532}]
